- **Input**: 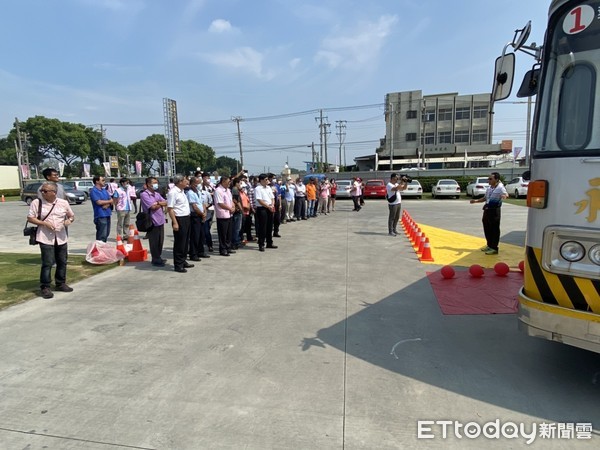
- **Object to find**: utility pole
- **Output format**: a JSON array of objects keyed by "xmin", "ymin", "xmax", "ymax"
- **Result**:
[
  {"xmin": 232, "ymin": 116, "xmax": 244, "ymax": 169},
  {"xmin": 388, "ymin": 103, "xmax": 395, "ymax": 170},
  {"xmin": 14, "ymin": 118, "xmax": 31, "ymax": 181},
  {"xmin": 100, "ymin": 125, "xmax": 107, "ymax": 163},
  {"xmin": 315, "ymin": 110, "xmax": 330, "ymax": 172},
  {"xmin": 335, "ymin": 120, "xmax": 346, "ymax": 171}
]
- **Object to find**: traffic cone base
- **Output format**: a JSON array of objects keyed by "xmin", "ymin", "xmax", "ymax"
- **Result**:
[{"xmin": 419, "ymin": 239, "xmax": 434, "ymax": 262}]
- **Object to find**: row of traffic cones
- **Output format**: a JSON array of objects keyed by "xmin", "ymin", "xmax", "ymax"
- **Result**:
[
  {"xmin": 401, "ymin": 210, "xmax": 434, "ymax": 262},
  {"xmin": 116, "ymin": 224, "xmax": 147, "ymax": 263}
]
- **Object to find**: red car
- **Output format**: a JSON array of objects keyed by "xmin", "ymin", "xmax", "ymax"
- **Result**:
[{"xmin": 363, "ymin": 179, "xmax": 386, "ymax": 198}]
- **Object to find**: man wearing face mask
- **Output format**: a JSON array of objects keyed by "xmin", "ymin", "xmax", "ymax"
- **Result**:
[
  {"xmin": 140, "ymin": 177, "xmax": 168, "ymax": 267},
  {"xmin": 114, "ymin": 177, "xmax": 132, "ymax": 237}
]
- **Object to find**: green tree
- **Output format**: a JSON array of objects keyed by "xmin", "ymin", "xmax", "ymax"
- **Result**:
[
  {"xmin": 128, "ymin": 134, "xmax": 167, "ymax": 176},
  {"xmin": 0, "ymin": 138, "xmax": 17, "ymax": 165},
  {"xmin": 17, "ymin": 116, "xmax": 99, "ymax": 174},
  {"xmin": 205, "ymin": 156, "xmax": 240, "ymax": 177},
  {"xmin": 176, "ymin": 140, "xmax": 216, "ymax": 175}
]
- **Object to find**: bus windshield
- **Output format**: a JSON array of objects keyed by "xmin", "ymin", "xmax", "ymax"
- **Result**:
[{"xmin": 534, "ymin": 1, "xmax": 600, "ymax": 156}]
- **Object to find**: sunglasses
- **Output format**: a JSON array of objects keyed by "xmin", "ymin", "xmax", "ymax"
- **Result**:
[{"xmin": 41, "ymin": 190, "xmax": 57, "ymax": 193}]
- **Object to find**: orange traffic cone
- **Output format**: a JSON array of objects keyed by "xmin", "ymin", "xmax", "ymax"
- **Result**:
[
  {"xmin": 417, "ymin": 234, "xmax": 426, "ymax": 254},
  {"xmin": 127, "ymin": 229, "xmax": 147, "ymax": 262},
  {"xmin": 116, "ymin": 235, "xmax": 128, "ymax": 257},
  {"xmin": 413, "ymin": 228, "xmax": 422, "ymax": 247},
  {"xmin": 127, "ymin": 224, "xmax": 135, "ymax": 244},
  {"xmin": 419, "ymin": 238, "xmax": 434, "ymax": 262},
  {"xmin": 132, "ymin": 229, "xmax": 144, "ymax": 252}
]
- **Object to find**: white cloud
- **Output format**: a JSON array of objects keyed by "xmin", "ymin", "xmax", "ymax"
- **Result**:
[
  {"xmin": 315, "ymin": 14, "xmax": 398, "ymax": 69},
  {"xmin": 201, "ymin": 47, "xmax": 274, "ymax": 79},
  {"xmin": 209, "ymin": 19, "xmax": 237, "ymax": 34},
  {"xmin": 289, "ymin": 58, "xmax": 301, "ymax": 69}
]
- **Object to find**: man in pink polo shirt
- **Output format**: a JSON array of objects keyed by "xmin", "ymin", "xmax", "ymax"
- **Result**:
[{"xmin": 214, "ymin": 176, "xmax": 236, "ymax": 256}]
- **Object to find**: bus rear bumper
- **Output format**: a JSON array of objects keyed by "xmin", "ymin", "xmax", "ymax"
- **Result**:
[{"xmin": 518, "ymin": 288, "xmax": 600, "ymax": 354}]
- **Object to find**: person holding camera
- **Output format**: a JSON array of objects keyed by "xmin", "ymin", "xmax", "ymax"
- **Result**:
[
  {"xmin": 386, "ymin": 173, "xmax": 407, "ymax": 236},
  {"xmin": 27, "ymin": 181, "xmax": 75, "ymax": 299},
  {"xmin": 470, "ymin": 172, "xmax": 508, "ymax": 255}
]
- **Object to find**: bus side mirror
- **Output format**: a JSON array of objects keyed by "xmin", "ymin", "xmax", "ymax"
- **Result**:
[
  {"xmin": 492, "ymin": 52, "xmax": 516, "ymax": 101},
  {"xmin": 517, "ymin": 68, "xmax": 540, "ymax": 98},
  {"xmin": 522, "ymin": 170, "xmax": 531, "ymax": 181}
]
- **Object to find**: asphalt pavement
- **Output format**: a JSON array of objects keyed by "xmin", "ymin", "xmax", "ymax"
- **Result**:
[{"xmin": 0, "ymin": 198, "xmax": 598, "ymax": 449}]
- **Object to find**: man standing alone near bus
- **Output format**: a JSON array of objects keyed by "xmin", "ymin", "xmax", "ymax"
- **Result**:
[{"xmin": 470, "ymin": 172, "xmax": 508, "ymax": 255}]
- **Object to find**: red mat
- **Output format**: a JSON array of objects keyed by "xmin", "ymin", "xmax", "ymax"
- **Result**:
[{"xmin": 426, "ymin": 269, "xmax": 523, "ymax": 315}]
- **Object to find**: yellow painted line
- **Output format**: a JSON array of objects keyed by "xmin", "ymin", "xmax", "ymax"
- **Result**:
[{"xmin": 413, "ymin": 224, "xmax": 525, "ymax": 268}]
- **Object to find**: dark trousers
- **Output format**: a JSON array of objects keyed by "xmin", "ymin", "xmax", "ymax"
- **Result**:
[
  {"xmin": 273, "ymin": 199, "xmax": 281, "ymax": 234},
  {"xmin": 202, "ymin": 216, "xmax": 213, "ymax": 249},
  {"xmin": 147, "ymin": 224, "xmax": 164, "ymax": 263},
  {"xmin": 173, "ymin": 215, "xmax": 191, "ymax": 270},
  {"xmin": 40, "ymin": 242, "xmax": 68, "ymax": 288},
  {"xmin": 352, "ymin": 196, "xmax": 361, "ymax": 211},
  {"xmin": 243, "ymin": 213, "xmax": 254, "ymax": 240},
  {"xmin": 294, "ymin": 197, "xmax": 306, "ymax": 218},
  {"xmin": 255, "ymin": 207, "xmax": 274, "ymax": 248},
  {"xmin": 482, "ymin": 207, "xmax": 501, "ymax": 251},
  {"xmin": 94, "ymin": 216, "xmax": 111, "ymax": 242},
  {"xmin": 388, "ymin": 203, "xmax": 402, "ymax": 233},
  {"xmin": 189, "ymin": 215, "xmax": 206, "ymax": 258},
  {"xmin": 216, "ymin": 217, "xmax": 232, "ymax": 254}
]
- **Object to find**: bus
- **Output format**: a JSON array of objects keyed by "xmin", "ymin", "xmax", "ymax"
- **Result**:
[{"xmin": 492, "ymin": 0, "xmax": 600, "ymax": 353}]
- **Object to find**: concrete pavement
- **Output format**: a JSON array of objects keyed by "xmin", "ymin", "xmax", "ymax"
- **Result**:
[{"xmin": 0, "ymin": 198, "xmax": 598, "ymax": 449}]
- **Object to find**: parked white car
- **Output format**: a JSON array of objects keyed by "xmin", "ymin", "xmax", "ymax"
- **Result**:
[
  {"xmin": 505, "ymin": 177, "xmax": 529, "ymax": 198},
  {"xmin": 432, "ymin": 179, "xmax": 461, "ymax": 199},
  {"xmin": 465, "ymin": 177, "xmax": 489, "ymax": 198},
  {"xmin": 402, "ymin": 180, "xmax": 423, "ymax": 199}
]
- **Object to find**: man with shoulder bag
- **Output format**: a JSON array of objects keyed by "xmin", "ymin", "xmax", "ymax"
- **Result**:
[
  {"xmin": 27, "ymin": 181, "xmax": 75, "ymax": 299},
  {"xmin": 386, "ymin": 173, "xmax": 407, "ymax": 236}
]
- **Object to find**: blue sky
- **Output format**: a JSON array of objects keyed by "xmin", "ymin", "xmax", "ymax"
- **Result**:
[{"xmin": 0, "ymin": 0, "xmax": 549, "ymax": 172}]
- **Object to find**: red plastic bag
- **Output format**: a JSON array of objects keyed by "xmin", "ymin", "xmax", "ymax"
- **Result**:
[{"xmin": 85, "ymin": 240, "xmax": 125, "ymax": 265}]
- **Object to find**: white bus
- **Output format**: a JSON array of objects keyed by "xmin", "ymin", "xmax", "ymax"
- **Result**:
[{"xmin": 493, "ymin": 0, "xmax": 600, "ymax": 353}]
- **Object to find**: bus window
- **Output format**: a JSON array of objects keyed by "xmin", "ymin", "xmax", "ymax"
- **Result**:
[{"xmin": 557, "ymin": 63, "xmax": 595, "ymax": 151}]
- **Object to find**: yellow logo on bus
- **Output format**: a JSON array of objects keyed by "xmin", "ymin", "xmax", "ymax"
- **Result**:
[{"xmin": 574, "ymin": 177, "xmax": 600, "ymax": 222}]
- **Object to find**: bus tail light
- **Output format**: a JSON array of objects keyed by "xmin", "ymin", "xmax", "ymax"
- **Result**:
[{"xmin": 527, "ymin": 180, "xmax": 548, "ymax": 209}]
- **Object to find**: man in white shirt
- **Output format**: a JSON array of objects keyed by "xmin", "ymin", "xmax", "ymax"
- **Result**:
[
  {"xmin": 386, "ymin": 173, "xmax": 407, "ymax": 236},
  {"xmin": 254, "ymin": 173, "xmax": 278, "ymax": 252},
  {"xmin": 167, "ymin": 175, "xmax": 193, "ymax": 273}
]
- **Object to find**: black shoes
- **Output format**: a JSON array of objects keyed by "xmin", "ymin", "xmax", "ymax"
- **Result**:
[
  {"xmin": 259, "ymin": 247, "xmax": 265, "ymax": 252},
  {"xmin": 183, "ymin": 262, "xmax": 195, "ymax": 268},
  {"xmin": 273, "ymin": 234, "xmax": 281, "ymax": 238},
  {"xmin": 55, "ymin": 283, "xmax": 73, "ymax": 292},
  {"xmin": 220, "ymin": 252, "xmax": 230, "ymax": 257},
  {"xmin": 174, "ymin": 268, "xmax": 187, "ymax": 273},
  {"xmin": 266, "ymin": 244, "xmax": 278, "ymax": 249},
  {"xmin": 189, "ymin": 256, "xmax": 201, "ymax": 261},
  {"xmin": 152, "ymin": 261, "xmax": 166, "ymax": 267},
  {"xmin": 199, "ymin": 253, "xmax": 210, "ymax": 258},
  {"xmin": 41, "ymin": 287, "xmax": 54, "ymax": 299},
  {"xmin": 208, "ymin": 246, "xmax": 214, "ymax": 252},
  {"xmin": 228, "ymin": 250, "xmax": 236, "ymax": 254}
]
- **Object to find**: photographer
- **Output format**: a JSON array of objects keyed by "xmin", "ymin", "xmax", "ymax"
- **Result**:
[
  {"xmin": 386, "ymin": 173, "xmax": 407, "ymax": 236},
  {"xmin": 27, "ymin": 181, "xmax": 75, "ymax": 299}
]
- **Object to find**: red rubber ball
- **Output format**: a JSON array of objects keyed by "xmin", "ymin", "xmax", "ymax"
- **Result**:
[
  {"xmin": 518, "ymin": 260, "xmax": 525, "ymax": 272},
  {"xmin": 441, "ymin": 265, "xmax": 455, "ymax": 279},
  {"xmin": 494, "ymin": 262, "xmax": 510, "ymax": 276},
  {"xmin": 469, "ymin": 264, "xmax": 484, "ymax": 278}
]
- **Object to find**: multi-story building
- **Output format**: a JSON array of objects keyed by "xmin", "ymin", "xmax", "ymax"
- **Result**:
[{"xmin": 372, "ymin": 90, "xmax": 511, "ymax": 170}]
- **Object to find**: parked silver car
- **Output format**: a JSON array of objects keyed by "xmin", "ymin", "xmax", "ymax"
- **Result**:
[
  {"xmin": 335, "ymin": 180, "xmax": 353, "ymax": 198},
  {"xmin": 465, "ymin": 177, "xmax": 489, "ymax": 198},
  {"xmin": 505, "ymin": 176, "xmax": 529, "ymax": 198},
  {"xmin": 432, "ymin": 179, "xmax": 461, "ymax": 199},
  {"xmin": 61, "ymin": 179, "xmax": 94, "ymax": 198}
]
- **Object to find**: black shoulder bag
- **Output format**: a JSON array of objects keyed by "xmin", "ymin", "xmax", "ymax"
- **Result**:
[{"xmin": 23, "ymin": 199, "xmax": 56, "ymax": 245}]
